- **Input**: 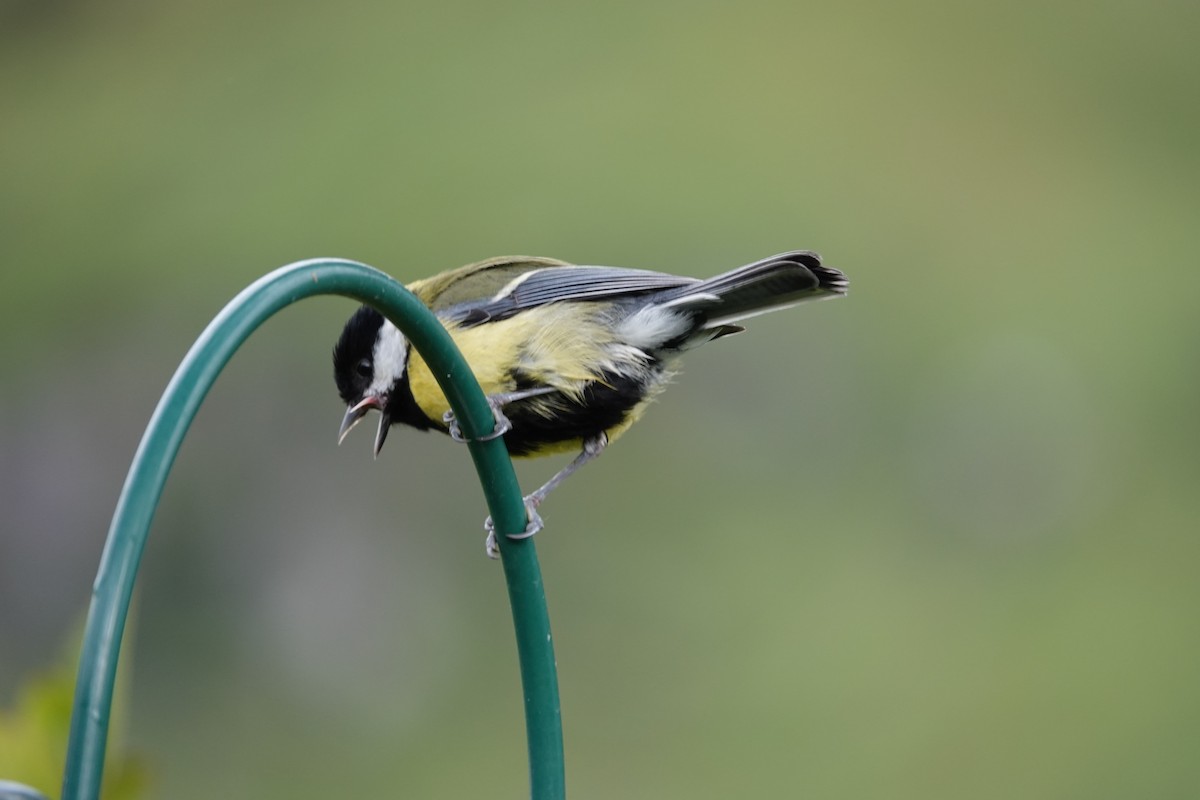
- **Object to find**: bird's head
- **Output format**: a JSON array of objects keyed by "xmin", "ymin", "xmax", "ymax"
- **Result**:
[{"xmin": 333, "ymin": 305, "xmax": 408, "ymax": 457}]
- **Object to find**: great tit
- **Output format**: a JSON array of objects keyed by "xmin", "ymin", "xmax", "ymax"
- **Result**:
[{"xmin": 334, "ymin": 250, "xmax": 847, "ymax": 556}]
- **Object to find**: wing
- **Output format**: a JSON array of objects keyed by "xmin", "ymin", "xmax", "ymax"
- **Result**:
[
  {"xmin": 408, "ymin": 256, "xmax": 573, "ymax": 312},
  {"xmin": 502, "ymin": 266, "xmax": 696, "ymax": 305},
  {"xmin": 440, "ymin": 264, "xmax": 698, "ymax": 326}
]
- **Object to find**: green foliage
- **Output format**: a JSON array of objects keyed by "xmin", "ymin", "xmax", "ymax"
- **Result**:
[{"xmin": 0, "ymin": 643, "xmax": 147, "ymax": 800}]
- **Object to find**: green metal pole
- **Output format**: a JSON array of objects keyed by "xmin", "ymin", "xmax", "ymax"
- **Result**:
[{"xmin": 60, "ymin": 259, "xmax": 564, "ymax": 800}]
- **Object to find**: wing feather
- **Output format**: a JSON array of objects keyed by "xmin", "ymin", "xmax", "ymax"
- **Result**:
[
  {"xmin": 444, "ymin": 265, "xmax": 697, "ymax": 326},
  {"xmin": 504, "ymin": 267, "xmax": 696, "ymax": 306}
]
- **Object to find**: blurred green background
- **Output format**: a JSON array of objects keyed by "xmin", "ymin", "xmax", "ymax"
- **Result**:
[{"xmin": 2, "ymin": 0, "xmax": 1198, "ymax": 797}]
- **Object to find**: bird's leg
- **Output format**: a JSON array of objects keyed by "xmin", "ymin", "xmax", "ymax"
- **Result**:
[
  {"xmin": 523, "ymin": 432, "xmax": 609, "ymax": 515},
  {"xmin": 483, "ymin": 433, "xmax": 609, "ymax": 559},
  {"xmin": 442, "ymin": 386, "xmax": 557, "ymax": 443}
]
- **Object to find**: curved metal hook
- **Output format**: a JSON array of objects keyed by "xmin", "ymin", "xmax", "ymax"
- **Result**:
[{"xmin": 59, "ymin": 259, "xmax": 564, "ymax": 800}]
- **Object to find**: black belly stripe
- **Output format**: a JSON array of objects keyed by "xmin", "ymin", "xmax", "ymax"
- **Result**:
[
  {"xmin": 501, "ymin": 368, "xmax": 653, "ymax": 456},
  {"xmin": 388, "ymin": 364, "xmax": 656, "ymax": 455}
]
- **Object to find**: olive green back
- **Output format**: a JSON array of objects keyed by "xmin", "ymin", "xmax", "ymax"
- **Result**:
[{"xmin": 409, "ymin": 256, "xmax": 573, "ymax": 311}]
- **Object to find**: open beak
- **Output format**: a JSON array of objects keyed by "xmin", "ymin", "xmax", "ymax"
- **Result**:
[{"xmin": 338, "ymin": 395, "xmax": 392, "ymax": 457}]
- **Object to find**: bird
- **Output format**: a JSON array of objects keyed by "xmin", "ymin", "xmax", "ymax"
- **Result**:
[{"xmin": 333, "ymin": 250, "xmax": 847, "ymax": 557}]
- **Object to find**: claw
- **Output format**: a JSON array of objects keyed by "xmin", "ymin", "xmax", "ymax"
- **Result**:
[
  {"xmin": 444, "ymin": 386, "xmax": 556, "ymax": 445},
  {"xmin": 443, "ymin": 409, "xmax": 467, "ymax": 442},
  {"xmin": 443, "ymin": 404, "xmax": 512, "ymax": 443},
  {"xmin": 507, "ymin": 504, "xmax": 544, "ymax": 539},
  {"xmin": 482, "ymin": 496, "xmax": 545, "ymax": 558}
]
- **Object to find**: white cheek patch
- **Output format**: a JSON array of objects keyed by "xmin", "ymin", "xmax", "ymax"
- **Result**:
[{"xmin": 369, "ymin": 320, "xmax": 409, "ymax": 394}]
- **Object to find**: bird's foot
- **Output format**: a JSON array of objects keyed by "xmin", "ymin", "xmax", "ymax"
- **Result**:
[
  {"xmin": 483, "ymin": 497, "xmax": 545, "ymax": 559},
  {"xmin": 443, "ymin": 386, "xmax": 557, "ymax": 445},
  {"xmin": 443, "ymin": 400, "xmax": 513, "ymax": 444}
]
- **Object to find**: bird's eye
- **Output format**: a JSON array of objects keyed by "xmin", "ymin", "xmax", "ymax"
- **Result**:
[{"xmin": 355, "ymin": 358, "xmax": 372, "ymax": 378}]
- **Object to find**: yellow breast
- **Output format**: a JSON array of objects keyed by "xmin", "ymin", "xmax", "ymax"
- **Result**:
[{"xmin": 406, "ymin": 305, "xmax": 610, "ymax": 419}]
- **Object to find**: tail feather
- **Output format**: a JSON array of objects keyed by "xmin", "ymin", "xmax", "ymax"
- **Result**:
[{"xmin": 661, "ymin": 251, "xmax": 847, "ymax": 328}]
